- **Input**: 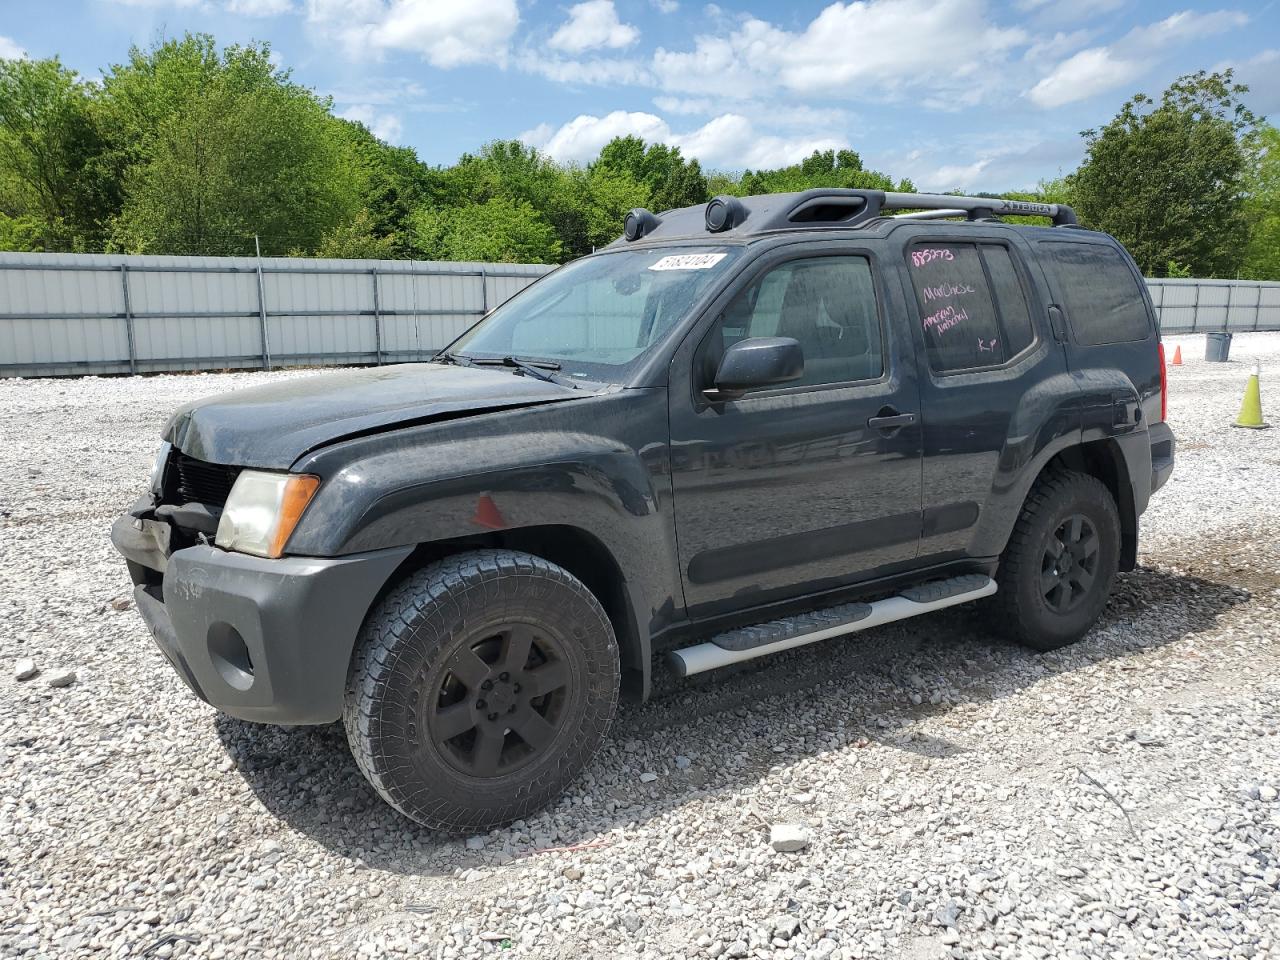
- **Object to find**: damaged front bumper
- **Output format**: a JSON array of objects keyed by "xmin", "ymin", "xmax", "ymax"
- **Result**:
[{"xmin": 111, "ymin": 499, "xmax": 411, "ymax": 724}]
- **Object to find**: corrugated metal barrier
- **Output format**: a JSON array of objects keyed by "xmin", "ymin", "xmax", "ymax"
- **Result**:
[
  {"xmin": 1, "ymin": 253, "xmax": 1277, "ymax": 378},
  {"xmin": 0, "ymin": 253, "xmax": 552, "ymax": 378},
  {"xmin": 1146, "ymin": 278, "xmax": 1280, "ymax": 336}
]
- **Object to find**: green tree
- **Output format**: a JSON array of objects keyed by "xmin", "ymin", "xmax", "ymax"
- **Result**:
[
  {"xmin": 1242, "ymin": 124, "xmax": 1280, "ymax": 280},
  {"xmin": 0, "ymin": 57, "xmax": 113, "ymax": 249},
  {"xmin": 0, "ymin": 212, "xmax": 43, "ymax": 250},
  {"xmin": 101, "ymin": 34, "xmax": 356, "ymax": 255},
  {"xmin": 333, "ymin": 118, "xmax": 436, "ymax": 257},
  {"xmin": 1071, "ymin": 69, "xmax": 1256, "ymax": 278},
  {"xmin": 312, "ymin": 208, "xmax": 399, "ymax": 259},
  {"xmin": 409, "ymin": 197, "xmax": 562, "ymax": 263},
  {"xmin": 714, "ymin": 149, "xmax": 912, "ymax": 197},
  {"xmin": 575, "ymin": 166, "xmax": 650, "ymax": 253},
  {"xmin": 592, "ymin": 136, "xmax": 708, "ymax": 211}
]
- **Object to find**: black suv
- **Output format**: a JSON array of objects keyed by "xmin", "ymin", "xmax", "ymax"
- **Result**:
[{"xmin": 112, "ymin": 189, "xmax": 1175, "ymax": 831}]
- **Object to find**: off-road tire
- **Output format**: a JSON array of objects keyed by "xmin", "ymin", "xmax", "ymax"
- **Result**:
[
  {"xmin": 992, "ymin": 469, "xmax": 1121, "ymax": 652},
  {"xmin": 343, "ymin": 549, "xmax": 619, "ymax": 832}
]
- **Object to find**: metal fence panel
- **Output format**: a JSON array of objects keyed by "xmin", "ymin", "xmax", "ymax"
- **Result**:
[
  {"xmin": 3, "ymin": 253, "xmax": 1278, "ymax": 378},
  {"xmin": 0, "ymin": 253, "xmax": 552, "ymax": 377},
  {"xmin": 1146, "ymin": 278, "xmax": 1280, "ymax": 334}
]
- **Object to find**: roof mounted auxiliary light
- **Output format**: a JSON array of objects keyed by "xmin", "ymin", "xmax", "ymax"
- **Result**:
[
  {"xmin": 623, "ymin": 208, "xmax": 660, "ymax": 241},
  {"xmin": 705, "ymin": 195, "xmax": 747, "ymax": 233}
]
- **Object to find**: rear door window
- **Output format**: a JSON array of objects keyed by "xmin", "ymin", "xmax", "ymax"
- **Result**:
[
  {"xmin": 1041, "ymin": 242, "xmax": 1152, "ymax": 344},
  {"xmin": 907, "ymin": 242, "xmax": 1039, "ymax": 373}
]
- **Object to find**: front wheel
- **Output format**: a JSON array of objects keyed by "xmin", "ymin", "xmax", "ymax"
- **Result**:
[
  {"xmin": 992, "ymin": 469, "xmax": 1121, "ymax": 652},
  {"xmin": 344, "ymin": 550, "xmax": 619, "ymax": 831}
]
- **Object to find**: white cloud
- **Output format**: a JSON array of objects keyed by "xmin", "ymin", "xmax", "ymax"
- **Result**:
[
  {"xmin": 517, "ymin": 53, "xmax": 651, "ymax": 85},
  {"xmin": 651, "ymin": 0, "xmax": 678, "ymax": 11},
  {"xmin": 104, "ymin": 0, "xmax": 290, "ymax": 10},
  {"xmin": 654, "ymin": 96, "xmax": 853, "ymax": 129},
  {"xmin": 889, "ymin": 137, "xmax": 1084, "ymax": 191},
  {"xmin": 0, "ymin": 35, "xmax": 26, "ymax": 59},
  {"xmin": 652, "ymin": 96, "xmax": 715, "ymax": 115},
  {"xmin": 1027, "ymin": 9, "xmax": 1250, "ymax": 108},
  {"xmin": 338, "ymin": 104, "xmax": 404, "ymax": 143},
  {"xmin": 328, "ymin": 79, "xmax": 427, "ymax": 106},
  {"xmin": 522, "ymin": 110, "xmax": 670, "ymax": 162},
  {"xmin": 1128, "ymin": 9, "xmax": 1249, "ymax": 46},
  {"xmin": 227, "ymin": 0, "xmax": 294, "ymax": 15},
  {"xmin": 102, "ymin": 0, "xmax": 200, "ymax": 6},
  {"xmin": 926, "ymin": 158, "xmax": 993, "ymax": 190},
  {"xmin": 651, "ymin": 0, "xmax": 1026, "ymax": 105},
  {"xmin": 1027, "ymin": 47, "xmax": 1145, "ymax": 108},
  {"xmin": 1015, "ymin": 0, "xmax": 1124, "ymax": 22},
  {"xmin": 548, "ymin": 1, "xmax": 639, "ymax": 54},
  {"xmin": 520, "ymin": 109, "xmax": 847, "ymax": 169},
  {"xmin": 307, "ymin": 0, "xmax": 519, "ymax": 68}
]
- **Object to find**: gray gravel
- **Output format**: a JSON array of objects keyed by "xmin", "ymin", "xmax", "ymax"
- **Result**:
[{"xmin": 3, "ymin": 335, "xmax": 1280, "ymax": 960}]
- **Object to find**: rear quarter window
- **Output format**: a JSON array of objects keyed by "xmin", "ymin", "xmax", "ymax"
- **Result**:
[{"xmin": 1042, "ymin": 242, "xmax": 1152, "ymax": 344}]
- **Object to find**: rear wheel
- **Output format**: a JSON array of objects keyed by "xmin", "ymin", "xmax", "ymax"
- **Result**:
[
  {"xmin": 344, "ymin": 550, "xmax": 619, "ymax": 831},
  {"xmin": 993, "ymin": 469, "xmax": 1120, "ymax": 651}
]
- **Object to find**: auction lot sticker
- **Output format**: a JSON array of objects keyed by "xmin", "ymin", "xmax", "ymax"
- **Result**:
[{"xmin": 648, "ymin": 253, "xmax": 728, "ymax": 271}]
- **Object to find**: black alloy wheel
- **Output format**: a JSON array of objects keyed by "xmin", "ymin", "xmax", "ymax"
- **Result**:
[
  {"xmin": 428, "ymin": 623, "xmax": 571, "ymax": 778},
  {"xmin": 1040, "ymin": 513, "xmax": 1100, "ymax": 614}
]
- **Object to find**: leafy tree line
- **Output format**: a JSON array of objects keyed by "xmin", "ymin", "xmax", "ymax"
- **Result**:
[
  {"xmin": 0, "ymin": 33, "xmax": 910, "ymax": 264},
  {"xmin": 0, "ymin": 35, "xmax": 1276, "ymax": 279}
]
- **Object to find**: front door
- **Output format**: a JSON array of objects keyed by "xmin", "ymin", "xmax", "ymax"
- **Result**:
[{"xmin": 668, "ymin": 246, "xmax": 924, "ymax": 620}]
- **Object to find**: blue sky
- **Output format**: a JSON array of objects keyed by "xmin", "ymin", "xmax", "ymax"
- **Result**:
[{"xmin": 2, "ymin": 0, "xmax": 1277, "ymax": 191}]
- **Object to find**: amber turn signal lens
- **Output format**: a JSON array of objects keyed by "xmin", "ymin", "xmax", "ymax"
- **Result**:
[{"xmin": 267, "ymin": 474, "xmax": 321, "ymax": 558}]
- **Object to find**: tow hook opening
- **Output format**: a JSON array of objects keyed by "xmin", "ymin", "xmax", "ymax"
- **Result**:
[{"xmin": 208, "ymin": 622, "xmax": 254, "ymax": 690}]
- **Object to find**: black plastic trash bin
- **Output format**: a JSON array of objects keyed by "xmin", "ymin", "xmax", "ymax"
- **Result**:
[{"xmin": 1205, "ymin": 332, "xmax": 1233, "ymax": 362}]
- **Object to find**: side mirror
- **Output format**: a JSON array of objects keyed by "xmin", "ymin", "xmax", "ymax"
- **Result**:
[{"xmin": 704, "ymin": 336, "xmax": 804, "ymax": 401}]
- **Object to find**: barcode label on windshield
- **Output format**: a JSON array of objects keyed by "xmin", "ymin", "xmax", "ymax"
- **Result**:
[{"xmin": 648, "ymin": 253, "xmax": 727, "ymax": 271}]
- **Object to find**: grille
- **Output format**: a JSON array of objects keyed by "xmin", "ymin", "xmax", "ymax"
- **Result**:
[{"xmin": 165, "ymin": 451, "xmax": 242, "ymax": 508}]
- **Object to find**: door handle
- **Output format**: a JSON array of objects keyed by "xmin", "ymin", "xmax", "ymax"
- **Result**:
[
  {"xmin": 867, "ymin": 411, "xmax": 917, "ymax": 430},
  {"xmin": 1048, "ymin": 305, "xmax": 1068, "ymax": 342}
]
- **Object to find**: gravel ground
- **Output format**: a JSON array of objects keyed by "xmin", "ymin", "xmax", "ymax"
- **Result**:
[{"xmin": 2, "ymin": 334, "xmax": 1279, "ymax": 960}]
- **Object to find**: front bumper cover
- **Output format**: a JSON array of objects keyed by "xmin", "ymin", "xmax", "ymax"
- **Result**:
[{"xmin": 111, "ymin": 510, "xmax": 411, "ymax": 724}]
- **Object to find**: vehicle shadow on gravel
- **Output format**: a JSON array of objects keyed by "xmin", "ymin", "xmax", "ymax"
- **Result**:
[{"xmin": 214, "ymin": 561, "xmax": 1253, "ymax": 875}]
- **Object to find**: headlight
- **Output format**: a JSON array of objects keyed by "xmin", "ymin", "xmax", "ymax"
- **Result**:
[
  {"xmin": 215, "ymin": 470, "xmax": 320, "ymax": 559},
  {"xmin": 149, "ymin": 441, "xmax": 172, "ymax": 496}
]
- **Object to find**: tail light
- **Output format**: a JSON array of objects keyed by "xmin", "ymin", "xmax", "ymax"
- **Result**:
[{"xmin": 1157, "ymin": 342, "xmax": 1168, "ymax": 422}]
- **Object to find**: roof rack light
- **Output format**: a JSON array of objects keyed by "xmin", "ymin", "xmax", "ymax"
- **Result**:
[
  {"xmin": 624, "ymin": 208, "xmax": 660, "ymax": 241},
  {"xmin": 705, "ymin": 195, "xmax": 748, "ymax": 233}
]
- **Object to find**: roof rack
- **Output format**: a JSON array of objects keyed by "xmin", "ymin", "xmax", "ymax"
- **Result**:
[
  {"xmin": 880, "ymin": 191, "xmax": 1077, "ymax": 226},
  {"xmin": 609, "ymin": 188, "xmax": 1079, "ymax": 246}
]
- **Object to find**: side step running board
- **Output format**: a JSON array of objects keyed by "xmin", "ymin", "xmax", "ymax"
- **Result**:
[{"xmin": 667, "ymin": 574, "xmax": 996, "ymax": 677}]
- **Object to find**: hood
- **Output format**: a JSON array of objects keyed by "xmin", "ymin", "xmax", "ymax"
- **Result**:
[{"xmin": 164, "ymin": 363, "xmax": 583, "ymax": 469}]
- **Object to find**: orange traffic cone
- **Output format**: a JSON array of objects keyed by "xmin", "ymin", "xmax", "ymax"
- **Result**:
[{"xmin": 1171, "ymin": 345, "xmax": 1183, "ymax": 366}]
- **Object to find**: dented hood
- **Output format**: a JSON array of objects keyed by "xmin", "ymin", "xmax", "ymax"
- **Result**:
[{"xmin": 163, "ymin": 363, "xmax": 582, "ymax": 469}]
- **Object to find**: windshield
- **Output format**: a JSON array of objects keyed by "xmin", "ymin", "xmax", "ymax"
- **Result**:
[{"xmin": 447, "ymin": 246, "xmax": 741, "ymax": 382}]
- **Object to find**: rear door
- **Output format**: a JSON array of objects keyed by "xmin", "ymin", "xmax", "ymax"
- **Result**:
[{"xmin": 897, "ymin": 227, "xmax": 1076, "ymax": 563}]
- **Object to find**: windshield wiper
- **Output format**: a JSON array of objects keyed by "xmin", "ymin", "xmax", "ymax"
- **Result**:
[
  {"xmin": 472, "ymin": 355, "xmax": 580, "ymax": 389},
  {"xmin": 431, "ymin": 351, "xmax": 477, "ymax": 367}
]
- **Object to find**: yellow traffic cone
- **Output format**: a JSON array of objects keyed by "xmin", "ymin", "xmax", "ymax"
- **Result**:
[{"xmin": 1233, "ymin": 362, "xmax": 1269, "ymax": 429}]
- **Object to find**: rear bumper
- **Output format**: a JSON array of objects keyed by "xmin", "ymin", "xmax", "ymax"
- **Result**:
[
  {"xmin": 1149, "ymin": 420, "xmax": 1175, "ymax": 495},
  {"xmin": 111, "ymin": 511, "xmax": 411, "ymax": 724}
]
